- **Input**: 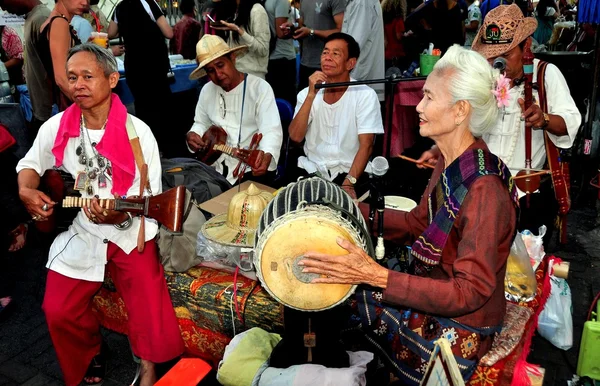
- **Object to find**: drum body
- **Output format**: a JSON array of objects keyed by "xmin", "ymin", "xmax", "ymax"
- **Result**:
[
  {"xmin": 255, "ymin": 206, "xmax": 367, "ymax": 311},
  {"xmin": 254, "ymin": 177, "xmax": 370, "ymax": 312}
]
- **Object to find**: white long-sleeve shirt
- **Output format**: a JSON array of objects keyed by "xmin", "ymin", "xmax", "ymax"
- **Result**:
[
  {"xmin": 228, "ymin": 3, "xmax": 271, "ymax": 79},
  {"xmin": 188, "ymin": 74, "xmax": 283, "ymax": 184},
  {"xmin": 482, "ymin": 59, "xmax": 581, "ymax": 189},
  {"xmin": 16, "ymin": 113, "xmax": 162, "ymax": 282}
]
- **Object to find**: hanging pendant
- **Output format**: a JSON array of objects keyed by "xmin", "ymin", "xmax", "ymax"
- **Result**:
[
  {"xmin": 98, "ymin": 173, "xmax": 107, "ymax": 188},
  {"xmin": 76, "ymin": 146, "xmax": 83, "ymax": 156},
  {"xmin": 79, "ymin": 154, "xmax": 87, "ymax": 165},
  {"xmin": 88, "ymin": 168, "xmax": 98, "ymax": 181},
  {"xmin": 98, "ymin": 157, "xmax": 105, "ymax": 168},
  {"xmin": 86, "ymin": 184, "xmax": 94, "ymax": 196},
  {"xmin": 88, "ymin": 159, "xmax": 94, "ymax": 168},
  {"xmin": 106, "ymin": 166, "xmax": 112, "ymax": 176},
  {"xmin": 92, "ymin": 142, "xmax": 97, "ymax": 148}
]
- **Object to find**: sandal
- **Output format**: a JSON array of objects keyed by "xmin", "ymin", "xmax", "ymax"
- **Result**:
[
  {"xmin": 82, "ymin": 346, "xmax": 107, "ymax": 386},
  {"xmin": 0, "ymin": 297, "xmax": 14, "ymax": 321},
  {"xmin": 8, "ymin": 223, "xmax": 28, "ymax": 252}
]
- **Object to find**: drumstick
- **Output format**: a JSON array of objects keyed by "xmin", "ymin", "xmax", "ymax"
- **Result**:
[
  {"xmin": 397, "ymin": 154, "xmax": 436, "ymax": 169},
  {"xmin": 512, "ymin": 170, "xmax": 550, "ymax": 180}
]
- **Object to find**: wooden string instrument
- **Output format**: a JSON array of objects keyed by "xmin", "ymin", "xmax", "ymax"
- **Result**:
[
  {"xmin": 61, "ymin": 185, "xmax": 186, "ymax": 233},
  {"xmin": 195, "ymin": 125, "xmax": 263, "ymax": 169},
  {"xmin": 514, "ymin": 38, "xmax": 541, "ymax": 201},
  {"xmin": 234, "ymin": 132, "xmax": 263, "ymax": 179}
]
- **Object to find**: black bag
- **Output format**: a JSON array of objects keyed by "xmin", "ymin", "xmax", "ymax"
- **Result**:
[{"xmin": 161, "ymin": 157, "xmax": 232, "ymax": 206}]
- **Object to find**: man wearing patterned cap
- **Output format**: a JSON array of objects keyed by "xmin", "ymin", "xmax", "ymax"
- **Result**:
[{"xmin": 419, "ymin": 4, "xmax": 580, "ymax": 244}]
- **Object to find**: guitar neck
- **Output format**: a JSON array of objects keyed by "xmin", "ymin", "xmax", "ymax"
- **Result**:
[
  {"xmin": 62, "ymin": 196, "xmax": 147, "ymax": 215},
  {"xmin": 213, "ymin": 143, "xmax": 237, "ymax": 157}
]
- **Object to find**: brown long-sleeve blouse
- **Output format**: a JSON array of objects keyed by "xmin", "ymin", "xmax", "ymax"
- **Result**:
[{"xmin": 363, "ymin": 139, "xmax": 517, "ymax": 331}]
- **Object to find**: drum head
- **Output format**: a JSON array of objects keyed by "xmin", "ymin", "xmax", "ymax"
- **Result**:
[{"xmin": 255, "ymin": 207, "xmax": 362, "ymax": 311}]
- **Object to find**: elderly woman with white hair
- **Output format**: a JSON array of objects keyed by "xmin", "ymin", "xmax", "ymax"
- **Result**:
[{"xmin": 300, "ymin": 45, "xmax": 519, "ymax": 384}]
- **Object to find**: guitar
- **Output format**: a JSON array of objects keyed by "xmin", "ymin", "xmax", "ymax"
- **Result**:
[
  {"xmin": 37, "ymin": 170, "xmax": 186, "ymax": 233},
  {"xmin": 61, "ymin": 185, "xmax": 186, "ymax": 233},
  {"xmin": 195, "ymin": 125, "xmax": 263, "ymax": 169}
]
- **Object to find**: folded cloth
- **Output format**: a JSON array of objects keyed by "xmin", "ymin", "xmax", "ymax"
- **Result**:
[
  {"xmin": 217, "ymin": 328, "xmax": 281, "ymax": 386},
  {"xmin": 479, "ymin": 302, "xmax": 534, "ymax": 366},
  {"xmin": 256, "ymin": 351, "xmax": 374, "ymax": 386},
  {"xmin": 52, "ymin": 93, "xmax": 135, "ymax": 196}
]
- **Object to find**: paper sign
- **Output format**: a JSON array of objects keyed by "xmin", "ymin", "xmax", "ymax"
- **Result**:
[{"xmin": 0, "ymin": 14, "xmax": 25, "ymax": 26}]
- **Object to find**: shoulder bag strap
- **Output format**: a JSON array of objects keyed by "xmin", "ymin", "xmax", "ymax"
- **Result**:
[{"xmin": 126, "ymin": 114, "xmax": 150, "ymax": 252}]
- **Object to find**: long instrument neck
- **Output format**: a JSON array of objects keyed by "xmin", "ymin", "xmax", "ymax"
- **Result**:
[
  {"xmin": 62, "ymin": 196, "xmax": 147, "ymax": 215},
  {"xmin": 523, "ymin": 40, "xmax": 535, "ymax": 169},
  {"xmin": 213, "ymin": 143, "xmax": 237, "ymax": 157}
]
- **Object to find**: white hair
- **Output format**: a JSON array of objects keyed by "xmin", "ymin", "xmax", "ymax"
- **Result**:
[{"xmin": 432, "ymin": 45, "xmax": 501, "ymax": 137}]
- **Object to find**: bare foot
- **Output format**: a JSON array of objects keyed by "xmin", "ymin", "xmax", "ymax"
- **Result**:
[
  {"xmin": 139, "ymin": 360, "xmax": 157, "ymax": 386},
  {"xmin": 8, "ymin": 224, "xmax": 27, "ymax": 252}
]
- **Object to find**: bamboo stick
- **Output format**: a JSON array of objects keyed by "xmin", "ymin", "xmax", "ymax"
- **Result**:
[{"xmin": 397, "ymin": 154, "xmax": 436, "ymax": 169}]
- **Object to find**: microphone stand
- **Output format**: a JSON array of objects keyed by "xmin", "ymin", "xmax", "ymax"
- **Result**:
[{"xmin": 315, "ymin": 75, "xmax": 427, "ymax": 158}]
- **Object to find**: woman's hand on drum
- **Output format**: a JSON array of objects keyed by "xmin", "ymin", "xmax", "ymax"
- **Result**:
[
  {"xmin": 341, "ymin": 184, "xmax": 356, "ymax": 199},
  {"xmin": 300, "ymin": 237, "xmax": 389, "ymax": 288}
]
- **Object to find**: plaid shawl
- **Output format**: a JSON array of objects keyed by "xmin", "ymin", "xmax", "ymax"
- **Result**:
[{"xmin": 411, "ymin": 148, "xmax": 519, "ymax": 272}]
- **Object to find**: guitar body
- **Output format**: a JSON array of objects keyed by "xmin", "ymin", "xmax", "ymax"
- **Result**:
[
  {"xmin": 196, "ymin": 126, "xmax": 228, "ymax": 165},
  {"xmin": 37, "ymin": 169, "xmax": 79, "ymax": 233}
]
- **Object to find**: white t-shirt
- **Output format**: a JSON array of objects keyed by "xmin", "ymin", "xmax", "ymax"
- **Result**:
[
  {"xmin": 341, "ymin": 0, "xmax": 386, "ymax": 101},
  {"xmin": 188, "ymin": 74, "xmax": 283, "ymax": 184},
  {"xmin": 482, "ymin": 59, "xmax": 581, "ymax": 196},
  {"xmin": 16, "ymin": 113, "xmax": 162, "ymax": 282},
  {"xmin": 295, "ymin": 81, "xmax": 384, "ymax": 180}
]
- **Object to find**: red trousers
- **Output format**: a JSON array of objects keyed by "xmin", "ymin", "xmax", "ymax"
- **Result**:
[{"xmin": 42, "ymin": 240, "xmax": 184, "ymax": 386}]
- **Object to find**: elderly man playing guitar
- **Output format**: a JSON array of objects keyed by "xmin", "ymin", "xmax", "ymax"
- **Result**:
[
  {"xmin": 186, "ymin": 35, "xmax": 283, "ymax": 185},
  {"xmin": 16, "ymin": 44, "xmax": 183, "ymax": 386}
]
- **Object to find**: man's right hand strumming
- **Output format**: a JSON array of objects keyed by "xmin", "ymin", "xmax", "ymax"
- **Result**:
[
  {"xmin": 308, "ymin": 71, "xmax": 328, "ymax": 97},
  {"xmin": 19, "ymin": 187, "xmax": 55, "ymax": 221},
  {"xmin": 186, "ymin": 132, "xmax": 206, "ymax": 152},
  {"xmin": 416, "ymin": 146, "xmax": 440, "ymax": 169}
]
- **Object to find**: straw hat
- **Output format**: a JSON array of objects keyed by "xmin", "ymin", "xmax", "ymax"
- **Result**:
[
  {"xmin": 189, "ymin": 35, "xmax": 248, "ymax": 80},
  {"xmin": 201, "ymin": 184, "xmax": 273, "ymax": 247},
  {"xmin": 471, "ymin": 4, "xmax": 538, "ymax": 59}
]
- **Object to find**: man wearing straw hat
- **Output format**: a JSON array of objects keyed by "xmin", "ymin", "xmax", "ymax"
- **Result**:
[
  {"xmin": 186, "ymin": 35, "xmax": 283, "ymax": 185},
  {"xmin": 418, "ymin": 4, "xmax": 580, "ymax": 244}
]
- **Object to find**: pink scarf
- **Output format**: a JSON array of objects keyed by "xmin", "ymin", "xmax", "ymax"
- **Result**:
[{"xmin": 52, "ymin": 94, "xmax": 135, "ymax": 196}]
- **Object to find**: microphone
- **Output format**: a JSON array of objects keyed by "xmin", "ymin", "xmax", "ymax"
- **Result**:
[
  {"xmin": 493, "ymin": 57, "xmax": 507, "ymax": 73},
  {"xmin": 385, "ymin": 67, "xmax": 402, "ymax": 81},
  {"xmin": 369, "ymin": 156, "xmax": 389, "ymax": 260}
]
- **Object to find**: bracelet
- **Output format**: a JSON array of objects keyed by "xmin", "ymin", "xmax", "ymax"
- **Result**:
[
  {"xmin": 341, "ymin": 184, "xmax": 355, "ymax": 188},
  {"xmin": 114, "ymin": 212, "xmax": 133, "ymax": 230}
]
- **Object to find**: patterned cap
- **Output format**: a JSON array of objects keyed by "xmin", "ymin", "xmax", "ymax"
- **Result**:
[{"xmin": 471, "ymin": 4, "xmax": 538, "ymax": 59}]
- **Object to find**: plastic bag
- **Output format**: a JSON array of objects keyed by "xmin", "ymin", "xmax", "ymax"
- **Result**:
[
  {"xmin": 196, "ymin": 233, "xmax": 254, "ymax": 271},
  {"xmin": 521, "ymin": 226, "xmax": 546, "ymax": 268},
  {"xmin": 537, "ymin": 275, "xmax": 573, "ymax": 350},
  {"xmin": 505, "ymin": 235, "xmax": 538, "ymax": 302}
]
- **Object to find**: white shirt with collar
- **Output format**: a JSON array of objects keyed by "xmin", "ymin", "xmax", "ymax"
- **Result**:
[
  {"xmin": 188, "ymin": 74, "xmax": 283, "ymax": 185},
  {"xmin": 16, "ymin": 113, "xmax": 162, "ymax": 282},
  {"xmin": 295, "ymin": 80, "xmax": 384, "ymax": 180},
  {"xmin": 482, "ymin": 59, "xmax": 581, "ymax": 195}
]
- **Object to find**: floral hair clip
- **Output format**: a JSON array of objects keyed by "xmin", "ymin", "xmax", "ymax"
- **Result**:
[{"xmin": 492, "ymin": 73, "xmax": 510, "ymax": 108}]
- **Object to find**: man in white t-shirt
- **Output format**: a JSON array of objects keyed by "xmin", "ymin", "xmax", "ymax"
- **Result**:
[
  {"xmin": 187, "ymin": 35, "xmax": 283, "ymax": 185},
  {"xmin": 289, "ymin": 32, "xmax": 384, "ymax": 198},
  {"xmin": 341, "ymin": 0, "xmax": 385, "ymax": 101}
]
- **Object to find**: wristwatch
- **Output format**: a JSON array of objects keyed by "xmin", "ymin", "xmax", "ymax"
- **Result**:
[
  {"xmin": 541, "ymin": 113, "xmax": 550, "ymax": 129},
  {"xmin": 345, "ymin": 174, "xmax": 357, "ymax": 185},
  {"xmin": 310, "ymin": 28, "xmax": 315, "ymax": 37}
]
